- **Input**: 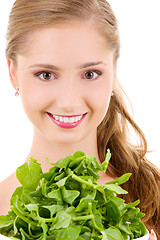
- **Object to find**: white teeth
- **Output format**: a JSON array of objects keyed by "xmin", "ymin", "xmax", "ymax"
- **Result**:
[
  {"xmin": 55, "ymin": 115, "xmax": 59, "ymax": 121},
  {"xmin": 75, "ymin": 116, "xmax": 79, "ymax": 122},
  {"xmin": 63, "ymin": 117, "xmax": 68, "ymax": 123},
  {"xmin": 70, "ymin": 117, "xmax": 75, "ymax": 123},
  {"xmin": 52, "ymin": 114, "xmax": 83, "ymax": 123},
  {"xmin": 59, "ymin": 116, "xmax": 63, "ymax": 122}
]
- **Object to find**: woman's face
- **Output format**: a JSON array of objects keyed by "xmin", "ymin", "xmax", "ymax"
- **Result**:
[{"xmin": 9, "ymin": 22, "xmax": 116, "ymax": 144}]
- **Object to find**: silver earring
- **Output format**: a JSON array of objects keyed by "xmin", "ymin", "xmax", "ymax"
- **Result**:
[
  {"xmin": 15, "ymin": 87, "xmax": 19, "ymax": 96},
  {"xmin": 111, "ymin": 91, "xmax": 114, "ymax": 96}
]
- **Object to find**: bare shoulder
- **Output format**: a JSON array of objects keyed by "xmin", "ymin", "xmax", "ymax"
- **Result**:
[{"xmin": 0, "ymin": 172, "xmax": 20, "ymax": 215}]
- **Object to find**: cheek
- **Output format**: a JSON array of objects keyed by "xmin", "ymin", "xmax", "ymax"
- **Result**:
[
  {"xmin": 94, "ymin": 90, "xmax": 111, "ymax": 116},
  {"xmin": 88, "ymin": 80, "xmax": 112, "ymax": 108},
  {"xmin": 85, "ymin": 80, "xmax": 112, "ymax": 125},
  {"xmin": 19, "ymin": 79, "xmax": 52, "ymax": 115}
]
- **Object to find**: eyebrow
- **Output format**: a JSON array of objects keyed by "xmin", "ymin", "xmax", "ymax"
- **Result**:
[
  {"xmin": 79, "ymin": 61, "xmax": 107, "ymax": 69},
  {"xmin": 28, "ymin": 61, "xmax": 107, "ymax": 71}
]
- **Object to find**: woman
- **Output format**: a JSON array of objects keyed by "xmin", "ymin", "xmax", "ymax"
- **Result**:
[{"xmin": 0, "ymin": 0, "xmax": 159, "ymax": 239}]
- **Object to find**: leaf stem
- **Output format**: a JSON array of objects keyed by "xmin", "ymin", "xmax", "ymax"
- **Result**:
[
  {"xmin": 10, "ymin": 206, "xmax": 39, "ymax": 227},
  {"xmin": 72, "ymin": 174, "xmax": 94, "ymax": 188},
  {"xmin": 88, "ymin": 202, "xmax": 102, "ymax": 233},
  {"xmin": 73, "ymin": 215, "xmax": 94, "ymax": 221},
  {"xmin": 72, "ymin": 174, "xmax": 107, "ymax": 203}
]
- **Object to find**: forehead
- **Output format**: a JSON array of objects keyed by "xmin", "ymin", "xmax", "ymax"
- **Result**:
[{"xmin": 18, "ymin": 22, "xmax": 114, "ymax": 66}]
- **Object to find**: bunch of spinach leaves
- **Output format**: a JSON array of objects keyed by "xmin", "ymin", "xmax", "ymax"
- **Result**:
[{"xmin": 0, "ymin": 150, "xmax": 147, "ymax": 240}]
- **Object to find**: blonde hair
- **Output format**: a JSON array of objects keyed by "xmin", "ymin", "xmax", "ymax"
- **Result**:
[{"xmin": 6, "ymin": 0, "xmax": 160, "ymax": 237}]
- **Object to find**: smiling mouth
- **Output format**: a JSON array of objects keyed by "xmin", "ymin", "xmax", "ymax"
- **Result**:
[{"xmin": 47, "ymin": 112, "xmax": 87, "ymax": 128}]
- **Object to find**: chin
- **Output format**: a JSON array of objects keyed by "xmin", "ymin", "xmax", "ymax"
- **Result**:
[{"xmin": 48, "ymin": 132, "xmax": 86, "ymax": 146}]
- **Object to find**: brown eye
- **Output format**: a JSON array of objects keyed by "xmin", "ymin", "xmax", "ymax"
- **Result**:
[
  {"xmin": 35, "ymin": 71, "xmax": 55, "ymax": 81},
  {"xmin": 85, "ymin": 71, "xmax": 94, "ymax": 79},
  {"xmin": 83, "ymin": 70, "xmax": 102, "ymax": 80},
  {"xmin": 42, "ymin": 72, "xmax": 53, "ymax": 80}
]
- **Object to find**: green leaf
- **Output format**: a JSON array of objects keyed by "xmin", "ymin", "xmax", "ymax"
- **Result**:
[
  {"xmin": 123, "ymin": 207, "xmax": 140, "ymax": 220},
  {"xmin": 123, "ymin": 200, "xmax": 140, "ymax": 210},
  {"xmin": 69, "ymin": 159, "xmax": 84, "ymax": 170},
  {"xmin": 86, "ymin": 155, "xmax": 102, "ymax": 172},
  {"xmin": 55, "ymin": 226, "xmax": 81, "ymax": 240},
  {"xmin": 138, "ymin": 222, "xmax": 147, "ymax": 236},
  {"xmin": 43, "ymin": 205, "xmax": 63, "ymax": 218},
  {"xmin": 61, "ymin": 186, "xmax": 80, "ymax": 204},
  {"xmin": 87, "ymin": 167, "xmax": 100, "ymax": 180},
  {"xmin": 75, "ymin": 195, "xmax": 97, "ymax": 212},
  {"xmin": 101, "ymin": 227, "xmax": 124, "ymax": 240},
  {"xmin": 48, "ymin": 188, "xmax": 62, "ymax": 202},
  {"xmin": 106, "ymin": 173, "xmax": 132, "ymax": 185},
  {"xmin": 130, "ymin": 221, "xmax": 147, "ymax": 238},
  {"xmin": 12, "ymin": 195, "xmax": 28, "ymax": 216},
  {"xmin": 93, "ymin": 209, "xmax": 104, "ymax": 230},
  {"xmin": 25, "ymin": 204, "xmax": 39, "ymax": 214},
  {"xmin": 16, "ymin": 157, "xmax": 42, "ymax": 191},
  {"xmin": 51, "ymin": 210, "xmax": 71, "ymax": 230},
  {"xmin": 118, "ymin": 221, "xmax": 132, "ymax": 235},
  {"xmin": 136, "ymin": 212, "xmax": 145, "ymax": 218},
  {"xmin": 54, "ymin": 172, "xmax": 66, "ymax": 181},
  {"xmin": 11, "ymin": 187, "xmax": 23, "ymax": 205},
  {"xmin": 105, "ymin": 184, "xmax": 128, "ymax": 195},
  {"xmin": 111, "ymin": 196, "xmax": 125, "ymax": 210},
  {"xmin": 74, "ymin": 161, "xmax": 86, "ymax": 175},
  {"xmin": 79, "ymin": 232, "xmax": 92, "ymax": 239},
  {"xmin": 105, "ymin": 200, "xmax": 121, "ymax": 224},
  {"xmin": 73, "ymin": 151, "xmax": 86, "ymax": 159},
  {"xmin": 66, "ymin": 177, "xmax": 81, "ymax": 191},
  {"xmin": 101, "ymin": 149, "xmax": 111, "ymax": 172},
  {"xmin": 0, "ymin": 215, "xmax": 14, "ymax": 229},
  {"xmin": 0, "ymin": 150, "xmax": 147, "ymax": 239},
  {"xmin": 56, "ymin": 155, "xmax": 73, "ymax": 169},
  {"xmin": 56, "ymin": 176, "xmax": 68, "ymax": 187}
]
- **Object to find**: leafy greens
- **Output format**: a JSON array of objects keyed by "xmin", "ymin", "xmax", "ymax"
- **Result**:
[{"xmin": 0, "ymin": 150, "xmax": 147, "ymax": 239}]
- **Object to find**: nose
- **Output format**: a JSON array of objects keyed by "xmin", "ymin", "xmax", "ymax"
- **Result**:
[{"xmin": 56, "ymin": 80, "xmax": 82, "ymax": 113}]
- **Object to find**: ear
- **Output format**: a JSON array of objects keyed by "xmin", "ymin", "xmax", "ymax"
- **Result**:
[{"xmin": 7, "ymin": 59, "xmax": 18, "ymax": 89}]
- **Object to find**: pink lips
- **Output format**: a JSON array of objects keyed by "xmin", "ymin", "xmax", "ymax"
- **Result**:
[{"xmin": 47, "ymin": 113, "xmax": 87, "ymax": 129}]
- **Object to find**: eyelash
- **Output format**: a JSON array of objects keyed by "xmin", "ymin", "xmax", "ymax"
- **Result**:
[
  {"xmin": 82, "ymin": 70, "xmax": 102, "ymax": 80},
  {"xmin": 34, "ymin": 69, "xmax": 103, "ymax": 81},
  {"xmin": 34, "ymin": 71, "xmax": 56, "ymax": 81}
]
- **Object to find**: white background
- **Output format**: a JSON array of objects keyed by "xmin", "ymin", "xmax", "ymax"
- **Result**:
[{"xmin": 0, "ymin": 1, "xmax": 160, "ymax": 182}]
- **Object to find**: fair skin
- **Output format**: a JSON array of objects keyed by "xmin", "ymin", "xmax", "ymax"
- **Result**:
[
  {"xmin": 9, "ymin": 23, "xmax": 116, "ymax": 172},
  {"xmin": 0, "ymin": 22, "xmax": 116, "ymax": 215},
  {"xmin": 0, "ymin": 22, "xmax": 157, "ymax": 239}
]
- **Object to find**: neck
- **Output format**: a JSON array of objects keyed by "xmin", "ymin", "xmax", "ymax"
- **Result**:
[{"xmin": 26, "ymin": 129, "xmax": 100, "ymax": 173}]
